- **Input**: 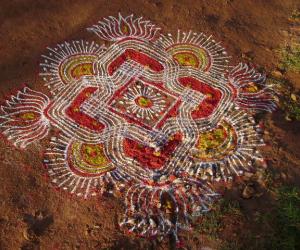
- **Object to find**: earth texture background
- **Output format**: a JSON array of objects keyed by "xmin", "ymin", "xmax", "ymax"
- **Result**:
[{"xmin": 0, "ymin": 0, "xmax": 300, "ymax": 249}]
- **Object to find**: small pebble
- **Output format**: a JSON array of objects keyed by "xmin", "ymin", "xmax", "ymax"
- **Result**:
[
  {"xmin": 271, "ymin": 70, "xmax": 283, "ymax": 79},
  {"xmin": 242, "ymin": 185, "xmax": 255, "ymax": 199},
  {"xmin": 291, "ymin": 93, "xmax": 297, "ymax": 102},
  {"xmin": 285, "ymin": 114, "xmax": 292, "ymax": 121}
]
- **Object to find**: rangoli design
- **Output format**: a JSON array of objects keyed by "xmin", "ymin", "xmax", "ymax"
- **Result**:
[{"xmin": 0, "ymin": 14, "xmax": 276, "ymax": 242}]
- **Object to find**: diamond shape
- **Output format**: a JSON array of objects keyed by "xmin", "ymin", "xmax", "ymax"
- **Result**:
[{"xmin": 109, "ymin": 79, "xmax": 179, "ymax": 129}]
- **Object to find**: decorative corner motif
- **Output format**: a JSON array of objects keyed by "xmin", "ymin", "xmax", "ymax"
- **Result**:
[
  {"xmin": 0, "ymin": 87, "xmax": 50, "ymax": 148},
  {"xmin": 87, "ymin": 13, "xmax": 161, "ymax": 42}
]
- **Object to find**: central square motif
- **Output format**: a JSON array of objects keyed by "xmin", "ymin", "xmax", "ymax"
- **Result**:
[{"xmin": 109, "ymin": 79, "xmax": 178, "ymax": 129}]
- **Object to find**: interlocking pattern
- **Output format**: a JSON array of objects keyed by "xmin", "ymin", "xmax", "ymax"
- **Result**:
[{"xmin": 0, "ymin": 13, "xmax": 276, "ymax": 241}]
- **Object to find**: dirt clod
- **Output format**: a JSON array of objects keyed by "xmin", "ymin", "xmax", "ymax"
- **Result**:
[{"xmin": 242, "ymin": 185, "xmax": 255, "ymax": 199}]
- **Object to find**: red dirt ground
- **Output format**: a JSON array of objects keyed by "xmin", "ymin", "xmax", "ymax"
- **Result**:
[{"xmin": 1, "ymin": 0, "xmax": 300, "ymax": 249}]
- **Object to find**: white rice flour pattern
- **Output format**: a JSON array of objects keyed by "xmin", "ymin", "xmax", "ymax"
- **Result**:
[{"xmin": 0, "ymin": 13, "xmax": 276, "ymax": 242}]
